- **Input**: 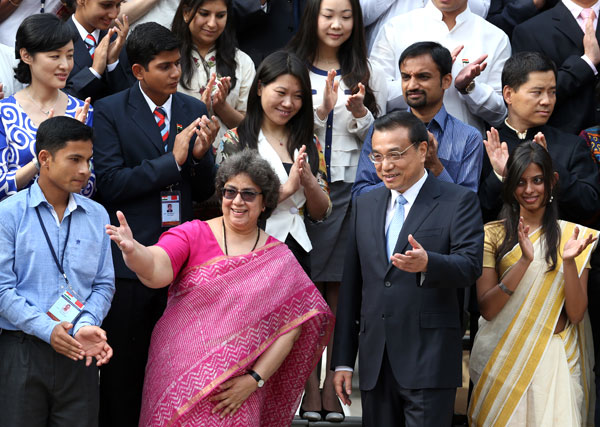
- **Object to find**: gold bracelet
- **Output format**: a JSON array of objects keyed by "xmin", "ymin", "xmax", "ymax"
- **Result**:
[{"xmin": 7, "ymin": 0, "xmax": 22, "ymax": 7}]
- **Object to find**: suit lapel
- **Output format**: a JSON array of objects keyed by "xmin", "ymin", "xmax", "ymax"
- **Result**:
[
  {"xmin": 167, "ymin": 94, "xmax": 184, "ymax": 153},
  {"xmin": 385, "ymin": 174, "xmax": 440, "ymax": 275},
  {"xmin": 371, "ymin": 187, "xmax": 391, "ymax": 265},
  {"xmin": 552, "ymin": 2, "xmax": 585, "ymax": 50},
  {"xmin": 128, "ymin": 85, "xmax": 165, "ymax": 154},
  {"xmin": 69, "ymin": 18, "xmax": 92, "ymax": 69}
]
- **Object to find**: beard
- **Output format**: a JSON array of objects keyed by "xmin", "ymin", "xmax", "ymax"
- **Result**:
[{"xmin": 405, "ymin": 90, "xmax": 427, "ymax": 108}]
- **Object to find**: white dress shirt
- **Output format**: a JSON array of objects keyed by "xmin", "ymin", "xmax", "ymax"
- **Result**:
[
  {"xmin": 360, "ymin": 0, "xmax": 491, "ymax": 53},
  {"xmin": 369, "ymin": 0, "xmax": 510, "ymax": 134}
]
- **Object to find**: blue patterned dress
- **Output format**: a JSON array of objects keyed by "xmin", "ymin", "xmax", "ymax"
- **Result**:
[{"xmin": 0, "ymin": 94, "xmax": 95, "ymax": 201}]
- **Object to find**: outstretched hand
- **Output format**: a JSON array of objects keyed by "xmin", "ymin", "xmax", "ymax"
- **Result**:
[
  {"xmin": 454, "ymin": 54, "xmax": 488, "ymax": 91},
  {"xmin": 105, "ymin": 210, "xmax": 135, "ymax": 253},
  {"xmin": 391, "ymin": 234, "xmax": 428, "ymax": 272},
  {"xmin": 563, "ymin": 226, "xmax": 598, "ymax": 261},
  {"xmin": 517, "ymin": 217, "xmax": 534, "ymax": 262}
]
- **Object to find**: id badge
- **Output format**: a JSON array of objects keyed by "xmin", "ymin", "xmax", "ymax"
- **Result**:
[
  {"xmin": 47, "ymin": 291, "xmax": 85, "ymax": 323},
  {"xmin": 161, "ymin": 191, "xmax": 181, "ymax": 227}
]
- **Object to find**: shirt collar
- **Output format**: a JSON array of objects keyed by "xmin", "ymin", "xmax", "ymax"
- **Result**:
[
  {"xmin": 139, "ymin": 82, "xmax": 173, "ymax": 120},
  {"xmin": 389, "ymin": 170, "xmax": 428, "ymax": 208},
  {"xmin": 429, "ymin": 104, "xmax": 448, "ymax": 130},
  {"xmin": 562, "ymin": 0, "xmax": 600, "ymax": 20},
  {"xmin": 71, "ymin": 15, "xmax": 101, "ymax": 44},
  {"xmin": 504, "ymin": 118, "xmax": 529, "ymax": 140},
  {"xmin": 424, "ymin": 0, "xmax": 472, "ymax": 24},
  {"xmin": 28, "ymin": 181, "xmax": 80, "ymax": 214}
]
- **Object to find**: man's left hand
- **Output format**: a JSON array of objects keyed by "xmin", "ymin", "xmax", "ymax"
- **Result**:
[
  {"xmin": 74, "ymin": 325, "xmax": 113, "ymax": 367},
  {"xmin": 454, "ymin": 54, "xmax": 488, "ymax": 92},
  {"xmin": 391, "ymin": 234, "xmax": 428, "ymax": 272}
]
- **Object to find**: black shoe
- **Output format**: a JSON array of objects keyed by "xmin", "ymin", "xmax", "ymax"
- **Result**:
[
  {"xmin": 299, "ymin": 396, "xmax": 322, "ymax": 422},
  {"xmin": 321, "ymin": 408, "xmax": 345, "ymax": 422}
]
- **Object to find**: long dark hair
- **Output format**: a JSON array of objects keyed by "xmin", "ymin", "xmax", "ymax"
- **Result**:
[
  {"xmin": 287, "ymin": 0, "xmax": 379, "ymax": 117},
  {"xmin": 14, "ymin": 14, "xmax": 76, "ymax": 84},
  {"xmin": 237, "ymin": 51, "xmax": 319, "ymax": 175},
  {"xmin": 171, "ymin": 0, "xmax": 238, "ymax": 92},
  {"xmin": 496, "ymin": 141, "xmax": 560, "ymax": 272}
]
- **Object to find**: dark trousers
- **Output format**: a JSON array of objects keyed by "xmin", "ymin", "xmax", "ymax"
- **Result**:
[
  {"xmin": 361, "ymin": 348, "xmax": 455, "ymax": 427},
  {"xmin": 0, "ymin": 330, "xmax": 99, "ymax": 427},
  {"xmin": 99, "ymin": 278, "xmax": 167, "ymax": 427}
]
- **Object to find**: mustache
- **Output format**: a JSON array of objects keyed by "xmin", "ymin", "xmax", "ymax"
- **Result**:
[{"xmin": 406, "ymin": 90, "xmax": 426, "ymax": 96}]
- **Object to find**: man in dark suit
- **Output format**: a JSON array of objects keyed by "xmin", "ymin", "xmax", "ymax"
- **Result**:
[
  {"xmin": 65, "ymin": 0, "xmax": 135, "ymax": 102},
  {"xmin": 92, "ymin": 23, "xmax": 218, "ymax": 426},
  {"xmin": 512, "ymin": 0, "xmax": 600, "ymax": 134},
  {"xmin": 332, "ymin": 111, "xmax": 484, "ymax": 426},
  {"xmin": 232, "ymin": 0, "xmax": 306, "ymax": 67},
  {"xmin": 479, "ymin": 51, "xmax": 600, "ymax": 224}
]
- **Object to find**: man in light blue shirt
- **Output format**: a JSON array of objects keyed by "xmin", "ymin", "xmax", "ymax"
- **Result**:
[
  {"xmin": 0, "ymin": 116, "xmax": 115, "ymax": 426},
  {"xmin": 353, "ymin": 42, "xmax": 484, "ymax": 198}
]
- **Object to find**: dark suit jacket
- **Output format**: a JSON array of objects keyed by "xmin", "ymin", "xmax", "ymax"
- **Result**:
[
  {"xmin": 65, "ymin": 18, "xmax": 135, "ymax": 103},
  {"xmin": 331, "ymin": 173, "xmax": 484, "ymax": 390},
  {"xmin": 478, "ymin": 124, "xmax": 600, "ymax": 223},
  {"xmin": 512, "ymin": 2, "xmax": 600, "ymax": 134},
  {"xmin": 487, "ymin": 0, "xmax": 558, "ymax": 39},
  {"xmin": 93, "ymin": 84, "xmax": 215, "ymax": 279},
  {"xmin": 232, "ymin": 0, "xmax": 306, "ymax": 67}
]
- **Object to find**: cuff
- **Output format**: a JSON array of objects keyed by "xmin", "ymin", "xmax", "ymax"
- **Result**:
[
  {"xmin": 313, "ymin": 107, "xmax": 328, "ymax": 129},
  {"xmin": 582, "ymin": 55, "xmax": 598, "ymax": 75},
  {"xmin": 173, "ymin": 154, "xmax": 182, "ymax": 171},
  {"xmin": 88, "ymin": 67, "xmax": 102, "ymax": 80},
  {"xmin": 335, "ymin": 366, "xmax": 354, "ymax": 372},
  {"xmin": 493, "ymin": 169, "xmax": 504, "ymax": 182},
  {"xmin": 106, "ymin": 60, "xmax": 119, "ymax": 73}
]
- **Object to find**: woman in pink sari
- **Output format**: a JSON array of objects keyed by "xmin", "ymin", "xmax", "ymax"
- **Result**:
[{"xmin": 106, "ymin": 150, "xmax": 334, "ymax": 426}]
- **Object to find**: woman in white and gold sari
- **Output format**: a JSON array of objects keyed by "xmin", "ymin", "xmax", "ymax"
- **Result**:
[{"xmin": 469, "ymin": 141, "xmax": 599, "ymax": 427}]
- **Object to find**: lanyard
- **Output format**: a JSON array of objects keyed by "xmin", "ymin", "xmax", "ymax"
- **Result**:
[{"xmin": 35, "ymin": 206, "xmax": 72, "ymax": 286}]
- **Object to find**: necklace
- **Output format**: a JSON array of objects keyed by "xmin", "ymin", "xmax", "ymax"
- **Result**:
[
  {"xmin": 263, "ymin": 130, "xmax": 287, "ymax": 146},
  {"xmin": 222, "ymin": 218, "xmax": 261, "ymax": 256},
  {"xmin": 25, "ymin": 88, "xmax": 60, "ymax": 116}
]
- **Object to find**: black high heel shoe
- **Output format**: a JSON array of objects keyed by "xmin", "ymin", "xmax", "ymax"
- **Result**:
[
  {"xmin": 321, "ymin": 391, "xmax": 345, "ymax": 422},
  {"xmin": 299, "ymin": 394, "xmax": 322, "ymax": 422}
]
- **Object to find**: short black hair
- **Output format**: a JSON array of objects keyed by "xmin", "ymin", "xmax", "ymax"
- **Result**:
[
  {"xmin": 126, "ymin": 22, "xmax": 181, "ymax": 69},
  {"xmin": 373, "ymin": 111, "xmax": 428, "ymax": 146},
  {"xmin": 399, "ymin": 41, "xmax": 452, "ymax": 77},
  {"xmin": 36, "ymin": 116, "xmax": 93, "ymax": 157},
  {"xmin": 502, "ymin": 51, "xmax": 557, "ymax": 91},
  {"xmin": 14, "ymin": 14, "xmax": 77, "ymax": 84},
  {"xmin": 216, "ymin": 149, "xmax": 280, "ymax": 221}
]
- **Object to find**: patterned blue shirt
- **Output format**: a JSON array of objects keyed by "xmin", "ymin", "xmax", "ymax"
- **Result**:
[
  {"xmin": 0, "ymin": 94, "xmax": 95, "ymax": 201},
  {"xmin": 0, "ymin": 181, "xmax": 114, "ymax": 343},
  {"xmin": 352, "ymin": 105, "xmax": 483, "ymax": 198}
]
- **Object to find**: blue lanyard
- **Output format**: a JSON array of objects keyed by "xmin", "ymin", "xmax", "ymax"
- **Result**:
[{"xmin": 35, "ymin": 206, "xmax": 72, "ymax": 285}]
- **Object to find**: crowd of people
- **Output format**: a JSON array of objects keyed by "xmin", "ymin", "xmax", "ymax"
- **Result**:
[{"xmin": 1, "ymin": 0, "xmax": 600, "ymax": 426}]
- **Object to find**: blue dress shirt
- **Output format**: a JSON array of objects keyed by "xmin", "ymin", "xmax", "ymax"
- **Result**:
[
  {"xmin": 352, "ymin": 105, "xmax": 483, "ymax": 198},
  {"xmin": 0, "ymin": 182, "xmax": 114, "ymax": 343}
]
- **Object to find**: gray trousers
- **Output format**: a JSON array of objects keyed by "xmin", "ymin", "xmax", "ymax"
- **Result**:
[{"xmin": 0, "ymin": 330, "xmax": 99, "ymax": 427}]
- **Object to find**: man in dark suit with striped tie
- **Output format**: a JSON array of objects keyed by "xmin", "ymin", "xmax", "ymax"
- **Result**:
[{"xmin": 92, "ymin": 23, "xmax": 218, "ymax": 426}]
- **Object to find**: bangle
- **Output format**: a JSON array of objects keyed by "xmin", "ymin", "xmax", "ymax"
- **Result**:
[
  {"xmin": 8, "ymin": 0, "xmax": 22, "ymax": 7},
  {"xmin": 498, "ymin": 281, "xmax": 513, "ymax": 296}
]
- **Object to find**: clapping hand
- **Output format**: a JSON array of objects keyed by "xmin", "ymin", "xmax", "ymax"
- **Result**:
[
  {"xmin": 316, "ymin": 69, "xmax": 339, "ymax": 120},
  {"xmin": 391, "ymin": 235, "xmax": 428, "ymax": 272},
  {"xmin": 451, "ymin": 45, "xmax": 465, "ymax": 64},
  {"xmin": 107, "ymin": 15, "xmax": 129, "ymax": 65},
  {"xmin": 483, "ymin": 127, "xmax": 509, "ymax": 177},
  {"xmin": 346, "ymin": 82, "xmax": 367, "ymax": 118},
  {"xmin": 454, "ymin": 54, "xmax": 488, "ymax": 92},
  {"xmin": 533, "ymin": 132, "xmax": 547, "ymax": 151},
  {"xmin": 518, "ymin": 217, "xmax": 534, "ymax": 262},
  {"xmin": 212, "ymin": 76, "xmax": 231, "ymax": 112},
  {"xmin": 563, "ymin": 226, "xmax": 598, "ymax": 261},
  {"xmin": 74, "ymin": 97, "xmax": 91, "ymax": 124},
  {"xmin": 192, "ymin": 115, "xmax": 220, "ymax": 159}
]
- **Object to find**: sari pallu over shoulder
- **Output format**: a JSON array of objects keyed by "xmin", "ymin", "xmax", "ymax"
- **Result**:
[
  {"xmin": 139, "ymin": 241, "xmax": 334, "ymax": 427},
  {"xmin": 469, "ymin": 221, "xmax": 599, "ymax": 427}
]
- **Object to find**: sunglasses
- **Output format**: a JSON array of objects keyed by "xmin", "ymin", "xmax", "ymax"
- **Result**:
[{"xmin": 222, "ymin": 187, "xmax": 263, "ymax": 202}]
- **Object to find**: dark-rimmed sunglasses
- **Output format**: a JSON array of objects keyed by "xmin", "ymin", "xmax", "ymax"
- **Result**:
[{"xmin": 222, "ymin": 187, "xmax": 263, "ymax": 202}]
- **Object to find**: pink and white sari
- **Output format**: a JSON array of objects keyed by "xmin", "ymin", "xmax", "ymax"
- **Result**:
[{"xmin": 139, "ymin": 240, "xmax": 334, "ymax": 427}]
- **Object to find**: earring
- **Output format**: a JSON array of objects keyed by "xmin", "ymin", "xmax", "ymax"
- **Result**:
[{"xmin": 549, "ymin": 195, "xmax": 554, "ymax": 203}]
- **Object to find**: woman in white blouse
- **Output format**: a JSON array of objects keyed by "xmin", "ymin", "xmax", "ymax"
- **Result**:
[
  {"xmin": 171, "ymin": 0, "xmax": 256, "ymax": 148},
  {"xmin": 287, "ymin": 0, "xmax": 387, "ymax": 421}
]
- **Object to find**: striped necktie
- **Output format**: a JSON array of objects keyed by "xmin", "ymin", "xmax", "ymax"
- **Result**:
[
  {"xmin": 154, "ymin": 107, "xmax": 169, "ymax": 151},
  {"xmin": 85, "ymin": 34, "xmax": 96, "ymax": 59},
  {"xmin": 386, "ymin": 194, "xmax": 408, "ymax": 259}
]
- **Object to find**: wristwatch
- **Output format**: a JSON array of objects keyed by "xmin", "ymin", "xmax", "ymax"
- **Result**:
[
  {"xmin": 459, "ymin": 81, "xmax": 476, "ymax": 95},
  {"xmin": 247, "ymin": 369, "xmax": 265, "ymax": 388}
]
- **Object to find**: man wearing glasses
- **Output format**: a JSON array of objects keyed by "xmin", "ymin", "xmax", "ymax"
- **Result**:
[
  {"xmin": 331, "ymin": 110, "xmax": 484, "ymax": 426},
  {"xmin": 353, "ymin": 42, "xmax": 483, "ymax": 198}
]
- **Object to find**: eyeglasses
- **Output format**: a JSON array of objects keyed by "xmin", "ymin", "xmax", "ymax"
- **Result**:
[
  {"xmin": 368, "ymin": 144, "xmax": 414, "ymax": 164},
  {"xmin": 222, "ymin": 187, "xmax": 263, "ymax": 202}
]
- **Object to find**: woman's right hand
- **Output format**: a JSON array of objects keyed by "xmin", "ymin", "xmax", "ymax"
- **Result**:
[
  {"xmin": 316, "ymin": 69, "xmax": 339, "ymax": 121},
  {"xmin": 280, "ymin": 145, "xmax": 306, "ymax": 201},
  {"xmin": 105, "ymin": 210, "xmax": 135, "ymax": 253},
  {"xmin": 518, "ymin": 217, "xmax": 534, "ymax": 262}
]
